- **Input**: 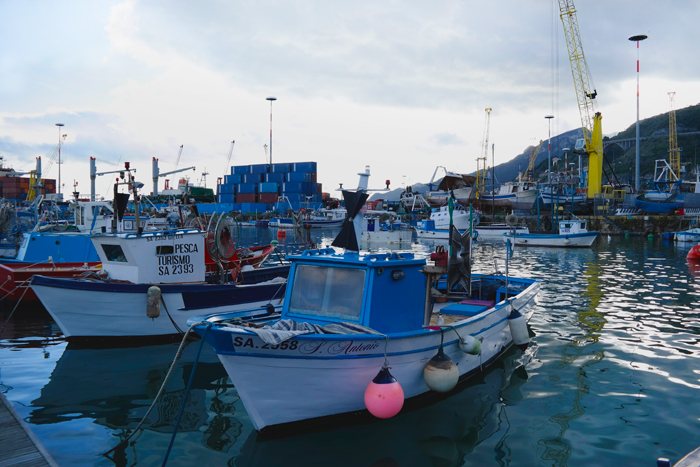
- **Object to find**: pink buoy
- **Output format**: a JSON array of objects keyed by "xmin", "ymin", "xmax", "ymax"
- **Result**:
[{"xmin": 364, "ymin": 366, "xmax": 404, "ymax": 419}]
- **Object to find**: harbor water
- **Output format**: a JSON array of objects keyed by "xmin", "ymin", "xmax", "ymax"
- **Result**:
[{"xmin": 1, "ymin": 227, "xmax": 700, "ymax": 466}]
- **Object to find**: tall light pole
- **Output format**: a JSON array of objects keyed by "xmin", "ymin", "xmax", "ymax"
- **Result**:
[
  {"xmin": 55, "ymin": 123, "xmax": 64, "ymax": 196},
  {"xmin": 266, "ymin": 97, "xmax": 277, "ymax": 166},
  {"xmin": 629, "ymin": 34, "xmax": 647, "ymax": 192},
  {"xmin": 545, "ymin": 115, "xmax": 554, "ymax": 184}
]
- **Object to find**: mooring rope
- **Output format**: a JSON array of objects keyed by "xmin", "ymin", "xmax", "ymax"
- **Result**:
[
  {"xmin": 103, "ymin": 323, "xmax": 207, "ymax": 457},
  {"xmin": 0, "ymin": 277, "xmax": 33, "ymax": 335},
  {"xmin": 161, "ymin": 322, "xmax": 211, "ymax": 466}
]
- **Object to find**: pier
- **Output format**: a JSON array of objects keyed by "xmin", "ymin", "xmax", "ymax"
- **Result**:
[{"xmin": 0, "ymin": 391, "xmax": 58, "ymax": 467}]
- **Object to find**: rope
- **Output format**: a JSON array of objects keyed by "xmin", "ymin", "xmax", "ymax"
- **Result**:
[
  {"xmin": 103, "ymin": 323, "xmax": 205, "ymax": 456},
  {"xmin": 160, "ymin": 296, "xmax": 184, "ymax": 334},
  {"xmin": 161, "ymin": 323, "xmax": 211, "ymax": 466},
  {"xmin": 0, "ymin": 277, "xmax": 33, "ymax": 335}
]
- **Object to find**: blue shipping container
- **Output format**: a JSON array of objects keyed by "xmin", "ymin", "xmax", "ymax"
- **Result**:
[
  {"xmin": 218, "ymin": 184, "xmax": 234, "ymax": 195},
  {"xmin": 282, "ymin": 193, "xmax": 304, "ymax": 203},
  {"xmin": 249, "ymin": 164, "xmax": 269, "ymax": 174},
  {"xmin": 241, "ymin": 202, "xmax": 268, "ymax": 213},
  {"xmin": 270, "ymin": 163, "xmax": 291, "ymax": 173},
  {"xmin": 217, "ymin": 193, "xmax": 234, "ymax": 203},
  {"xmin": 282, "ymin": 182, "xmax": 304, "ymax": 193},
  {"xmin": 233, "ymin": 165, "xmax": 250, "ymax": 175},
  {"xmin": 243, "ymin": 173, "xmax": 263, "ymax": 184},
  {"xmin": 237, "ymin": 183, "xmax": 257, "ymax": 194},
  {"xmin": 301, "ymin": 182, "xmax": 317, "ymax": 194},
  {"xmin": 286, "ymin": 172, "xmax": 312, "ymax": 182},
  {"xmin": 259, "ymin": 182, "xmax": 279, "ymax": 194},
  {"xmin": 225, "ymin": 174, "xmax": 242, "ymax": 184},
  {"xmin": 265, "ymin": 172, "xmax": 285, "ymax": 183},
  {"xmin": 292, "ymin": 161, "xmax": 317, "ymax": 172}
]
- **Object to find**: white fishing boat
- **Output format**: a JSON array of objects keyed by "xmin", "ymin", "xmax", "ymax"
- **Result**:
[
  {"xmin": 504, "ymin": 218, "xmax": 599, "ymax": 247},
  {"xmin": 188, "ymin": 188, "xmax": 540, "ymax": 433},
  {"xmin": 674, "ymin": 227, "xmax": 700, "ymax": 242},
  {"xmin": 31, "ymin": 164, "xmax": 288, "ymax": 339},
  {"xmin": 487, "ymin": 180, "xmax": 538, "ymax": 210}
]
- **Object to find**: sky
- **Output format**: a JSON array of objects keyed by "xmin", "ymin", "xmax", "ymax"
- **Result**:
[{"xmin": 2, "ymin": 0, "xmax": 699, "ymax": 200}]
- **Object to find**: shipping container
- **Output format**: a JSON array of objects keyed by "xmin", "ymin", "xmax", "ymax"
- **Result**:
[
  {"xmin": 233, "ymin": 165, "xmax": 250, "ymax": 175},
  {"xmin": 236, "ymin": 193, "xmax": 258, "ymax": 203},
  {"xmin": 311, "ymin": 172, "xmax": 317, "ymax": 183},
  {"xmin": 237, "ymin": 183, "xmax": 257, "ymax": 194},
  {"xmin": 292, "ymin": 162, "xmax": 317, "ymax": 172},
  {"xmin": 282, "ymin": 192, "xmax": 304, "ymax": 203},
  {"xmin": 249, "ymin": 164, "xmax": 269, "ymax": 174},
  {"xmin": 282, "ymin": 182, "xmax": 303, "ymax": 193},
  {"xmin": 258, "ymin": 182, "xmax": 279, "ymax": 194},
  {"xmin": 258, "ymin": 193, "xmax": 279, "ymax": 204},
  {"xmin": 270, "ymin": 163, "xmax": 291, "ymax": 173},
  {"xmin": 301, "ymin": 182, "xmax": 317, "ymax": 194},
  {"xmin": 217, "ymin": 193, "xmax": 235, "ymax": 203},
  {"xmin": 243, "ymin": 173, "xmax": 263, "ymax": 184},
  {"xmin": 224, "ymin": 174, "xmax": 242, "ymax": 184},
  {"xmin": 317, "ymin": 183, "xmax": 322, "ymax": 194},
  {"xmin": 240, "ymin": 202, "xmax": 267, "ymax": 213},
  {"xmin": 286, "ymin": 172, "xmax": 312, "ymax": 182},
  {"xmin": 264, "ymin": 172, "xmax": 285, "ymax": 183}
]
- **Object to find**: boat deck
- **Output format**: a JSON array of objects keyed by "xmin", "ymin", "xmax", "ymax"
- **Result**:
[{"xmin": 0, "ymin": 391, "xmax": 58, "ymax": 467}]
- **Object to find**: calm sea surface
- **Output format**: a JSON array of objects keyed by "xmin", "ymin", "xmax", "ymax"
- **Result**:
[{"xmin": 2, "ymin": 227, "xmax": 700, "ymax": 466}]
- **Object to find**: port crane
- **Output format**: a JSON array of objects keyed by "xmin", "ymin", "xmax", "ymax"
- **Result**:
[
  {"xmin": 149, "ymin": 145, "xmax": 195, "ymax": 195},
  {"xmin": 558, "ymin": 0, "xmax": 605, "ymax": 199},
  {"xmin": 668, "ymin": 92, "xmax": 681, "ymax": 179},
  {"xmin": 525, "ymin": 141, "xmax": 544, "ymax": 182}
]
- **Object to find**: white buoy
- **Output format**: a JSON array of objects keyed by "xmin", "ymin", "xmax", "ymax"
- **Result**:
[
  {"xmin": 459, "ymin": 335, "xmax": 482, "ymax": 355},
  {"xmin": 507, "ymin": 305, "xmax": 529, "ymax": 351},
  {"xmin": 147, "ymin": 286, "xmax": 161, "ymax": 319},
  {"xmin": 436, "ymin": 314, "xmax": 446, "ymax": 326},
  {"xmin": 423, "ymin": 346, "xmax": 459, "ymax": 392}
]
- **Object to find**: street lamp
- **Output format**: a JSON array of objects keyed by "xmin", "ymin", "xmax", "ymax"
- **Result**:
[
  {"xmin": 545, "ymin": 115, "xmax": 554, "ymax": 184},
  {"xmin": 266, "ymin": 97, "xmax": 277, "ymax": 166},
  {"xmin": 629, "ymin": 34, "xmax": 647, "ymax": 192},
  {"xmin": 55, "ymin": 123, "xmax": 64, "ymax": 196}
]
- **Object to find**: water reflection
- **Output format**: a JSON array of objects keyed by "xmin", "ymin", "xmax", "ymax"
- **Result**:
[{"xmin": 28, "ymin": 341, "xmax": 246, "ymax": 464}]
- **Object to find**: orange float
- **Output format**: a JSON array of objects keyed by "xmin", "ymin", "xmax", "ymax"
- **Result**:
[{"xmin": 687, "ymin": 245, "xmax": 700, "ymax": 260}]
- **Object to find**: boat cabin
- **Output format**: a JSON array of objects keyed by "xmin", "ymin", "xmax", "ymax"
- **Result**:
[
  {"xmin": 558, "ymin": 219, "xmax": 589, "ymax": 235},
  {"xmin": 278, "ymin": 248, "xmax": 526, "ymax": 335},
  {"xmin": 91, "ymin": 229, "xmax": 205, "ymax": 284}
]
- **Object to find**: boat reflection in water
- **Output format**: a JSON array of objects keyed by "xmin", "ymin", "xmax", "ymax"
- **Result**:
[
  {"xmin": 233, "ymin": 347, "xmax": 532, "ymax": 466},
  {"xmin": 28, "ymin": 340, "xmax": 250, "ymax": 458}
]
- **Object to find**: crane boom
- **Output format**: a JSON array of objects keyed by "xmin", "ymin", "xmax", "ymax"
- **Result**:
[
  {"xmin": 526, "ymin": 140, "xmax": 544, "ymax": 182},
  {"xmin": 558, "ymin": 0, "xmax": 605, "ymax": 199},
  {"xmin": 224, "ymin": 140, "xmax": 235, "ymax": 176},
  {"xmin": 668, "ymin": 92, "xmax": 680, "ymax": 179},
  {"xmin": 175, "ymin": 145, "xmax": 183, "ymax": 167}
]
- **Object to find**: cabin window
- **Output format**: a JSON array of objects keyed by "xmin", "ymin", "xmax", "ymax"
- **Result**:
[
  {"xmin": 288, "ymin": 265, "xmax": 366, "ymax": 321},
  {"xmin": 101, "ymin": 244, "xmax": 127, "ymax": 262},
  {"xmin": 563, "ymin": 223, "xmax": 571, "ymax": 229},
  {"xmin": 156, "ymin": 245, "xmax": 174, "ymax": 255},
  {"xmin": 580, "ymin": 222, "xmax": 586, "ymax": 229}
]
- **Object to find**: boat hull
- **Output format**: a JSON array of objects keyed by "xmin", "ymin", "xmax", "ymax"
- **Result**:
[
  {"xmin": 504, "ymin": 231, "xmax": 599, "ymax": 247},
  {"xmin": 31, "ymin": 274, "xmax": 287, "ymax": 338},
  {"xmin": 0, "ymin": 261, "xmax": 101, "ymax": 302},
  {"xmin": 194, "ymin": 277, "xmax": 539, "ymax": 432},
  {"xmin": 416, "ymin": 224, "xmax": 528, "ymax": 240}
]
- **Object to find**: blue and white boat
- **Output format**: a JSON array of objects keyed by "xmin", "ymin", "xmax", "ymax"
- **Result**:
[
  {"xmin": 188, "ymin": 189, "xmax": 540, "ymax": 433},
  {"xmin": 674, "ymin": 228, "xmax": 700, "ymax": 242},
  {"xmin": 504, "ymin": 218, "xmax": 599, "ymax": 247}
]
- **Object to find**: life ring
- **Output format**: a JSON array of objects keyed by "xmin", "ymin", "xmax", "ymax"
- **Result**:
[
  {"xmin": 505, "ymin": 213, "xmax": 518, "ymax": 226},
  {"xmin": 473, "ymin": 216, "xmax": 480, "ymax": 226},
  {"xmin": 218, "ymin": 225, "xmax": 237, "ymax": 259}
]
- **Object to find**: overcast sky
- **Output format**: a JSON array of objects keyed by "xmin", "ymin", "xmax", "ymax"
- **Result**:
[{"xmin": 2, "ymin": 0, "xmax": 699, "ymax": 200}]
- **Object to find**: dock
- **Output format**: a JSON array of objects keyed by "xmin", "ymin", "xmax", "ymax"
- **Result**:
[{"xmin": 0, "ymin": 391, "xmax": 58, "ymax": 467}]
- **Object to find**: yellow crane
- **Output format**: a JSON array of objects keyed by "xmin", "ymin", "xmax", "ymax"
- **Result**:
[
  {"xmin": 668, "ymin": 92, "xmax": 681, "ymax": 179},
  {"xmin": 525, "ymin": 140, "xmax": 544, "ymax": 182},
  {"xmin": 474, "ymin": 108, "xmax": 492, "ymax": 196},
  {"xmin": 558, "ymin": 0, "xmax": 604, "ymax": 199}
]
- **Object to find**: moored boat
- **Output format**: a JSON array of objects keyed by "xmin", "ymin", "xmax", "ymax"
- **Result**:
[
  {"xmin": 188, "ymin": 189, "xmax": 540, "ymax": 433},
  {"xmin": 504, "ymin": 218, "xmax": 599, "ymax": 247}
]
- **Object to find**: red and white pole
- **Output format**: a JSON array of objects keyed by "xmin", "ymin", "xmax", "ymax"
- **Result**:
[{"xmin": 629, "ymin": 35, "xmax": 647, "ymax": 192}]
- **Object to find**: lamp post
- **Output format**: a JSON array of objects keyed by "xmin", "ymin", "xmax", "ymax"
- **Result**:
[
  {"xmin": 55, "ymin": 123, "xmax": 64, "ymax": 196},
  {"xmin": 545, "ymin": 115, "xmax": 554, "ymax": 184},
  {"xmin": 266, "ymin": 97, "xmax": 277, "ymax": 166},
  {"xmin": 629, "ymin": 34, "xmax": 647, "ymax": 192}
]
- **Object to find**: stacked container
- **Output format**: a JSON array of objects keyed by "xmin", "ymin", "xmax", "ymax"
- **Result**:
[
  {"xmin": 0, "ymin": 176, "xmax": 57, "ymax": 201},
  {"xmin": 216, "ymin": 161, "xmax": 322, "ymax": 211}
]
